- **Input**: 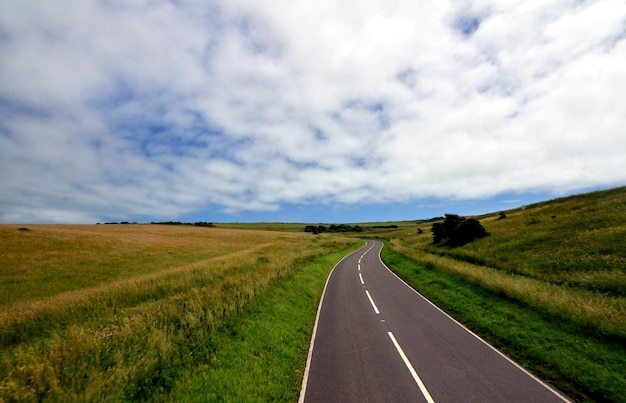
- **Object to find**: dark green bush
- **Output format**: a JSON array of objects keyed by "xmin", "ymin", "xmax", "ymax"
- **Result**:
[{"xmin": 432, "ymin": 214, "xmax": 489, "ymax": 247}]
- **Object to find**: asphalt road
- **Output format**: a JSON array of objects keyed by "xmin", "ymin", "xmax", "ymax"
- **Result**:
[{"xmin": 299, "ymin": 240, "xmax": 571, "ymax": 403}]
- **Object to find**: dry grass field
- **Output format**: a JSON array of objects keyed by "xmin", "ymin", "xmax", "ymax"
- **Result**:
[
  {"xmin": 1, "ymin": 224, "xmax": 309, "ymax": 305},
  {"xmin": 0, "ymin": 224, "xmax": 356, "ymax": 401}
]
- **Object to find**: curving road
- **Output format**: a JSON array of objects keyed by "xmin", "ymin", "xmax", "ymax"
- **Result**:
[{"xmin": 299, "ymin": 240, "xmax": 571, "ymax": 402}]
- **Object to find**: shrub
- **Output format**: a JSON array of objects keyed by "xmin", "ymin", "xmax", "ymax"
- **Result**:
[
  {"xmin": 432, "ymin": 214, "xmax": 489, "ymax": 247},
  {"xmin": 432, "ymin": 222, "xmax": 445, "ymax": 244}
]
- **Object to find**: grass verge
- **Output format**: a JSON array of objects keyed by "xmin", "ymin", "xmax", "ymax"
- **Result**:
[
  {"xmin": 381, "ymin": 243, "xmax": 626, "ymax": 403},
  {"xmin": 164, "ymin": 242, "xmax": 363, "ymax": 402}
]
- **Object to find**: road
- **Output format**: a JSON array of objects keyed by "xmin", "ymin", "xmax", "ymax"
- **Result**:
[{"xmin": 299, "ymin": 240, "xmax": 570, "ymax": 402}]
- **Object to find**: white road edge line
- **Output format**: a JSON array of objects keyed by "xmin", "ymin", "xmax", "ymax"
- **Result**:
[
  {"xmin": 388, "ymin": 332, "xmax": 435, "ymax": 403},
  {"xmin": 358, "ymin": 263, "xmax": 361, "ymax": 271},
  {"xmin": 298, "ymin": 241, "xmax": 369, "ymax": 403},
  {"xmin": 365, "ymin": 290, "xmax": 380, "ymax": 314},
  {"xmin": 359, "ymin": 272, "xmax": 364, "ymax": 285},
  {"xmin": 374, "ymin": 241, "xmax": 572, "ymax": 403}
]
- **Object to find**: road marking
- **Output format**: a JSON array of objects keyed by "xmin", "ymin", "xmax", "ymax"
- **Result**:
[
  {"xmin": 358, "ymin": 263, "xmax": 361, "ymax": 271},
  {"xmin": 365, "ymin": 290, "xmax": 380, "ymax": 314},
  {"xmin": 388, "ymin": 332, "xmax": 435, "ymax": 403},
  {"xmin": 359, "ymin": 272, "xmax": 364, "ymax": 285}
]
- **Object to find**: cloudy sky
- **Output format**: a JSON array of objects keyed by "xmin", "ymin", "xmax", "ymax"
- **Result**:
[{"xmin": 1, "ymin": 0, "xmax": 625, "ymax": 224}]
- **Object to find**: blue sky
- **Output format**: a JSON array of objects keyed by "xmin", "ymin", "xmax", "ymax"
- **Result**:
[{"xmin": 1, "ymin": 0, "xmax": 625, "ymax": 224}]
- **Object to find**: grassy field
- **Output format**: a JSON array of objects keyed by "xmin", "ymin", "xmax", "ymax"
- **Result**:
[
  {"xmin": 0, "ymin": 224, "xmax": 358, "ymax": 401},
  {"xmin": 376, "ymin": 186, "xmax": 626, "ymax": 402}
]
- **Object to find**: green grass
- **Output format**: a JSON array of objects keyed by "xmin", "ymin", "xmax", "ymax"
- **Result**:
[
  {"xmin": 432, "ymin": 186, "xmax": 626, "ymax": 296},
  {"xmin": 398, "ymin": 187, "xmax": 626, "ymax": 342}
]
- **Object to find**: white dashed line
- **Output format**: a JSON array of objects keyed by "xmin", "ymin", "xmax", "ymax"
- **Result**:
[
  {"xmin": 365, "ymin": 290, "xmax": 380, "ymax": 314},
  {"xmin": 388, "ymin": 332, "xmax": 435, "ymax": 403}
]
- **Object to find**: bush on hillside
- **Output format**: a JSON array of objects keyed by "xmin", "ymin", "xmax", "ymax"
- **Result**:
[{"xmin": 432, "ymin": 214, "xmax": 489, "ymax": 247}]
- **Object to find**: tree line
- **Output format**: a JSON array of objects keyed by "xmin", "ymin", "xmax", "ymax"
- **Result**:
[{"xmin": 304, "ymin": 224, "xmax": 363, "ymax": 234}]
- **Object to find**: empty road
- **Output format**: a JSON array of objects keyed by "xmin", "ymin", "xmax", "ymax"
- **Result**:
[{"xmin": 300, "ymin": 240, "xmax": 570, "ymax": 402}]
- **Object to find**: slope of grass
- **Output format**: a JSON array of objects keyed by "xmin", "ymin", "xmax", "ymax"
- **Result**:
[
  {"xmin": 442, "ymin": 186, "xmax": 626, "ymax": 296},
  {"xmin": 0, "ymin": 224, "xmax": 358, "ymax": 401}
]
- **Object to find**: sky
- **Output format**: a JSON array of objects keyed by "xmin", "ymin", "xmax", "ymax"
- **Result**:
[{"xmin": 1, "ymin": 0, "xmax": 625, "ymax": 224}]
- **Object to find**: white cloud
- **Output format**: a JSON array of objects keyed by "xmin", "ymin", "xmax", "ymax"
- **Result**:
[{"xmin": 1, "ymin": 0, "xmax": 625, "ymax": 222}]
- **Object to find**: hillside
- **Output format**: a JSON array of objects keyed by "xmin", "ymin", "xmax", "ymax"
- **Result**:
[{"xmin": 453, "ymin": 186, "xmax": 625, "ymax": 296}]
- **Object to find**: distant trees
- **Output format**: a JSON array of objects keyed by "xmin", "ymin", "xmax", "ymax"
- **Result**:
[
  {"xmin": 304, "ymin": 224, "xmax": 363, "ymax": 234},
  {"xmin": 150, "ymin": 221, "xmax": 215, "ymax": 227},
  {"xmin": 304, "ymin": 225, "xmax": 326, "ymax": 234},
  {"xmin": 432, "ymin": 214, "xmax": 489, "ymax": 247}
]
